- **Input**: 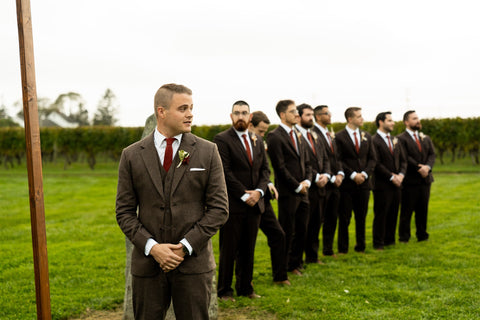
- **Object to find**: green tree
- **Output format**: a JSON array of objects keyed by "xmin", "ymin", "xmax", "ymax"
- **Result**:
[
  {"xmin": 93, "ymin": 89, "xmax": 118, "ymax": 126},
  {"xmin": 0, "ymin": 103, "xmax": 20, "ymax": 127}
]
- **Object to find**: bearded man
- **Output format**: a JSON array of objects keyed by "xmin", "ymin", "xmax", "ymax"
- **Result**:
[{"xmin": 214, "ymin": 100, "xmax": 270, "ymax": 300}]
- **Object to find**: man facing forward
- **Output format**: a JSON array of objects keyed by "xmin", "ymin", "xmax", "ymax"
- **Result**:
[
  {"xmin": 372, "ymin": 112, "xmax": 407, "ymax": 249},
  {"xmin": 214, "ymin": 101, "xmax": 270, "ymax": 300},
  {"xmin": 116, "ymin": 83, "xmax": 228, "ymax": 320}
]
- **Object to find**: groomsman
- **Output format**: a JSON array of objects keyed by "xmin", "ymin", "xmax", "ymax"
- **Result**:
[
  {"xmin": 296, "ymin": 104, "xmax": 330, "ymax": 264},
  {"xmin": 267, "ymin": 100, "xmax": 312, "ymax": 275},
  {"xmin": 312, "ymin": 105, "xmax": 344, "ymax": 256},
  {"xmin": 214, "ymin": 101, "xmax": 270, "ymax": 300},
  {"xmin": 372, "ymin": 112, "xmax": 407, "ymax": 249},
  {"xmin": 248, "ymin": 111, "xmax": 290, "ymax": 285},
  {"xmin": 397, "ymin": 110, "xmax": 435, "ymax": 242},
  {"xmin": 335, "ymin": 107, "xmax": 376, "ymax": 254}
]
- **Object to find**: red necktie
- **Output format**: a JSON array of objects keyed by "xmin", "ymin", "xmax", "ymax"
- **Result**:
[
  {"xmin": 413, "ymin": 133, "xmax": 422, "ymax": 152},
  {"xmin": 387, "ymin": 134, "xmax": 393, "ymax": 154},
  {"xmin": 163, "ymin": 137, "xmax": 176, "ymax": 171},
  {"xmin": 242, "ymin": 134, "xmax": 253, "ymax": 165},
  {"xmin": 307, "ymin": 131, "xmax": 316, "ymax": 156},
  {"xmin": 289, "ymin": 130, "xmax": 297, "ymax": 153},
  {"xmin": 326, "ymin": 131, "xmax": 334, "ymax": 153},
  {"xmin": 353, "ymin": 132, "xmax": 360, "ymax": 154}
]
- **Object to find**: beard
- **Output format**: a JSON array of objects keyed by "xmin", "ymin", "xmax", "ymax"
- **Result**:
[
  {"xmin": 411, "ymin": 123, "xmax": 421, "ymax": 131},
  {"xmin": 301, "ymin": 119, "xmax": 314, "ymax": 129},
  {"xmin": 233, "ymin": 119, "xmax": 248, "ymax": 131}
]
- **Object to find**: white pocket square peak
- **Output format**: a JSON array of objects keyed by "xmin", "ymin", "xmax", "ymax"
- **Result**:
[{"xmin": 190, "ymin": 168, "xmax": 206, "ymax": 171}]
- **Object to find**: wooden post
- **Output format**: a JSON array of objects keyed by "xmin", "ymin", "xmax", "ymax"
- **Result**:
[{"xmin": 15, "ymin": 0, "xmax": 52, "ymax": 319}]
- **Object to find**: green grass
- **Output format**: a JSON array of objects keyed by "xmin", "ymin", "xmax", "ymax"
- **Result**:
[{"xmin": 1, "ymin": 161, "xmax": 479, "ymax": 319}]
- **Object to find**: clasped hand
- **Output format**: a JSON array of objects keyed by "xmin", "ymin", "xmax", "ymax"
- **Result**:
[{"xmin": 150, "ymin": 243, "xmax": 185, "ymax": 273}]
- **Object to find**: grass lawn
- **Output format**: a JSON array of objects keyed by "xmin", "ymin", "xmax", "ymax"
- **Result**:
[{"xmin": 0, "ymin": 160, "xmax": 479, "ymax": 319}]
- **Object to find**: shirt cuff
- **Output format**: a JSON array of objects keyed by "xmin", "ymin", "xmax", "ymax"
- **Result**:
[
  {"xmin": 350, "ymin": 171, "xmax": 357, "ymax": 180},
  {"xmin": 255, "ymin": 188, "xmax": 264, "ymax": 197},
  {"xmin": 180, "ymin": 238, "xmax": 193, "ymax": 256},
  {"xmin": 295, "ymin": 184, "xmax": 303, "ymax": 193},
  {"xmin": 361, "ymin": 171, "xmax": 368, "ymax": 179},
  {"xmin": 145, "ymin": 238, "xmax": 158, "ymax": 256},
  {"xmin": 241, "ymin": 193, "xmax": 250, "ymax": 201},
  {"xmin": 323, "ymin": 173, "xmax": 331, "ymax": 180},
  {"xmin": 315, "ymin": 173, "xmax": 321, "ymax": 183},
  {"xmin": 338, "ymin": 171, "xmax": 345, "ymax": 177},
  {"xmin": 330, "ymin": 175, "xmax": 336, "ymax": 183},
  {"xmin": 390, "ymin": 175, "xmax": 394, "ymax": 181},
  {"xmin": 304, "ymin": 180, "xmax": 311, "ymax": 188}
]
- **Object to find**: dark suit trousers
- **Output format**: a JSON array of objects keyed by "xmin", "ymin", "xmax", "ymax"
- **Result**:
[
  {"xmin": 259, "ymin": 202, "xmax": 288, "ymax": 282},
  {"xmin": 338, "ymin": 188, "xmax": 370, "ymax": 253},
  {"xmin": 217, "ymin": 209, "xmax": 261, "ymax": 297},
  {"xmin": 305, "ymin": 190, "xmax": 325, "ymax": 263},
  {"xmin": 278, "ymin": 194, "xmax": 309, "ymax": 271},
  {"xmin": 132, "ymin": 269, "xmax": 214, "ymax": 320},
  {"xmin": 322, "ymin": 186, "xmax": 340, "ymax": 256},
  {"xmin": 399, "ymin": 184, "xmax": 431, "ymax": 242},
  {"xmin": 373, "ymin": 185, "xmax": 401, "ymax": 248}
]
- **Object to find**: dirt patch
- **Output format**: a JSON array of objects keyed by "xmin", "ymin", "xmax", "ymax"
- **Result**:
[{"xmin": 73, "ymin": 306, "xmax": 276, "ymax": 320}]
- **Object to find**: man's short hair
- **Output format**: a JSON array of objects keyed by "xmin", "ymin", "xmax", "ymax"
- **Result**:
[
  {"xmin": 251, "ymin": 111, "xmax": 270, "ymax": 127},
  {"xmin": 276, "ymin": 99, "xmax": 295, "ymax": 116},
  {"xmin": 344, "ymin": 107, "xmax": 362, "ymax": 121},
  {"xmin": 232, "ymin": 100, "xmax": 250, "ymax": 112},
  {"xmin": 296, "ymin": 103, "xmax": 313, "ymax": 117},
  {"xmin": 313, "ymin": 105, "xmax": 328, "ymax": 118},
  {"xmin": 403, "ymin": 110, "xmax": 416, "ymax": 122},
  {"xmin": 375, "ymin": 111, "xmax": 392, "ymax": 128},
  {"xmin": 154, "ymin": 83, "xmax": 192, "ymax": 117}
]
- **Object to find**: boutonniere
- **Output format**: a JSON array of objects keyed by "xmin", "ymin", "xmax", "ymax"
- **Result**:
[
  {"xmin": 392, "ymin": 137, "xmax": 398, "ymax": 147},
  {"xmin": 361, "ymin": 131, "xmax": 367, "ymax": 141},
  {"xmin": 251, "ymin": 133, "xmax": 257, "ymax": 147},
  {"xmin": 296, "ymin": 131, "xmax": 302, "ymax": 143},
  {"xmin": 329, "ymin": 127, "xmax": 335, "ymax": 139},
  {"xmin": 419, "ymin": 132, "xmax": 425, "ymax": 141},
  {"xmin": 311, "ymin": 131, "xmax": 318, "ymax": 140},
  {"xmin": 176, "ymin": 150, "xmax": 190, "ymax": 168}
]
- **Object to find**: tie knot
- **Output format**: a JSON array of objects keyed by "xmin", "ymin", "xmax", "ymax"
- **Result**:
[
  {"xmin": 386, "ymin": 134, "xmax": 390, "ymax": 139},
  {"xmin": 326, "ymin": 131, "xmax": 330, "ymax": 136},
  {"xmin": 165, "ymin": 137, "xmax": 176, "ymax": 145}
]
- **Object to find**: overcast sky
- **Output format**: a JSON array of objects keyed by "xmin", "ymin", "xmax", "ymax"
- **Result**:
[{"xmin": 1, "ymin": 0, "xmax": 480, "ymax": 127}]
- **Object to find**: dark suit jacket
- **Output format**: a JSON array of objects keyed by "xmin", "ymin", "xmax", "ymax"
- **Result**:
[
  {"xmin": 213, "ymin": 127, "xmax": 270, "ymax": 214},
  {"xmin": 301, "ymin": 129, "xmax": 330, "ymax": 197},
  {"xmin": 372, "ymin": 133, "xmax": 407, "ymax": 190},
  {"xmin": 335, "ymin": 128, "xmax": 377, "ymax": 190},
  {"xmin": 312, "ymin": 125, "xmax": 343, "ymax": 179},
  {"xmin": 266, "ymin": 126, "xmax": 312, "ymax": 196},
  {"xmin": 116, "ymin": 132, "xmax": 229, "ymax": 277},
  {"xmin": 397, "ymin": 131, "xmax": 435, "ymax": 185}
]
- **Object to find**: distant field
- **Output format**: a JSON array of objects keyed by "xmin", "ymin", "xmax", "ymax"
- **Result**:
[{"xmin": 0, "ymin": 161, "xmax": 479, "ymax": 319}]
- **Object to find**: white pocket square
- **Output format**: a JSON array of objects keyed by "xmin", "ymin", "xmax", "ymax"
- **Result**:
[{"xmin": 190, "ymin": 168, "xmax": 206, "ymax": 171}]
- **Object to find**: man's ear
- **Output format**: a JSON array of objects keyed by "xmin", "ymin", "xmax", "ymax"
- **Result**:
[{"xmin": 157, "ymin": 106, "xmax": 167, "ymax": 119}]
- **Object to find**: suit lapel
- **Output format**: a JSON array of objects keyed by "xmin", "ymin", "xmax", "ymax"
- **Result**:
[
  {"xmin": 171, "ymin": 133, "xmax": 196, "ymax": 195},
  {"xmin": 140, "ymin": 133, "xmax": 165, "ymax": 199},
  {"xmin": 229, "ymin": 128, "xmax": 252, "ymax": 166}
]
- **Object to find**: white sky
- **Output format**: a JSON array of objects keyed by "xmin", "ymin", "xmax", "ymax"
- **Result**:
[{"xmin": 1, "ymin": 0, "xmax": 480, "ymax": 127}]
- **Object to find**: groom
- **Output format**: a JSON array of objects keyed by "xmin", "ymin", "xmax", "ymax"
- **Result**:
[{"xmin": 116, "ymin": 83, "xmax": 229, "ymax": 320}]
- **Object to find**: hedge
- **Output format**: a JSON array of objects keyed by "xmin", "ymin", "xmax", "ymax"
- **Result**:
[{"xmin": 0, "ymin": 118, "xmax": 478, "ymax": 169}]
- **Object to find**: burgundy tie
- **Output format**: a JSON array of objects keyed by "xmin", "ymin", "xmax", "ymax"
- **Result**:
[
  {"xmin": 289, "ymin": 130, "xmax": 297, "ymax": 153},
  {"xmin": 353, "ymin": 132, "xmax": 360, "ymax": 154},
  {"xmin": 413, "ymin": 133, "xmax": 422, "ymax": 152},
  {"xmin": 307, "ymin": 131, "xmax": 316, "ymax": 156},
  {"xmin": 163, "ymin": 138, "xmax": 176, "ymax": 171},
  {"xmin": 387, "ymin": 134, "xmax": 393, "ymax": 154},
  {"xmin": 326, "ymin": 131, "xmax": 334, "ymax": 153},
  {"xmin": 242, "ymin": 134, "xmax": 253, "ymax": 165}
]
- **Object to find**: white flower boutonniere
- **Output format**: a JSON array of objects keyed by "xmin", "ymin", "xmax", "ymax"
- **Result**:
[
  {"xmin": 329, "ymin": 128, "xmax": 336, "ymax": 139},
  {"xmin": 176, "ymin": 150, "xmax": 190, "ymax": 168},
  {"xmin": 311, "ymin": 131, "xmax": 318, "ymax": 140},
  {"xmin": 392, "ymin": 137, "xmax": 398, "ymax": 147},
  {"xmin": 361, "ymin": 131, "xmax": 367, "ymax": 141},
  {"xmin": 296, "ymin": 131, "xmax": 302, "ymax": 143},
  {"xmin": 419, "ymin": 132, "xmax": 426, "ymax": 141},
  {"xmin": 251, "ymin": 133, "xmax": 257, "ymax": 147}
]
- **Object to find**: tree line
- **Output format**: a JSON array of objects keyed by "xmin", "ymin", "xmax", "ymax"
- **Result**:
[
  {"xmin": 0, "ymin": 117, "xmax": 478, "ymax": 169},
  {"xmin": 0, "ymin": 89, "xmax": 119, "ymax": 127}
]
